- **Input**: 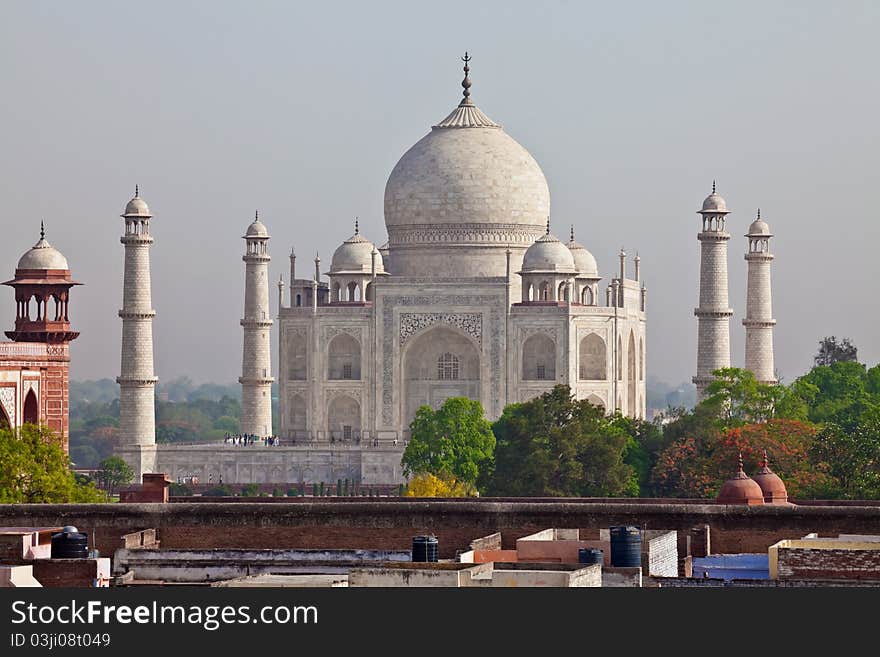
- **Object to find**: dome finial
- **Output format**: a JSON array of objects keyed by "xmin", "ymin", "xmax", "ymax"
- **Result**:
[
  {"xmin": 712, "ymin": 180, "xmax": 716, "ymax": 194},
  {"xmin": 546, "ymin": 217, "xmax": 551, "ymax": 235},
  {"xmin": 570, "ymin": 224, "xmax": 575, "ymax": 242},
  {"xmin": 460, "ymin": 51, "xmax": 472, "ymax": 105},
  {"xmin": 40, "ymin": 220, "xmax": 45, "ymax": 240},
  {"xmin": 762, "ymin": 449, "xmax": 769, "ymax": 468},
  {"xmin": 254, "ymin": 209, "xmax": 259, "ymax": 222},
  {"xmin": 757, "ymin": 208, "xmax": 761, "ymax": 220},
  {"xmin": 737, "ymin": 452, "xmax": 745, "ymax": 473},
  {"xmin": 355, "ymin": 217, "xmax": 359, "ymax": 235},
  {"xmin": 135, "ymin": 184, "xmax": 139, "ymax": 198}
]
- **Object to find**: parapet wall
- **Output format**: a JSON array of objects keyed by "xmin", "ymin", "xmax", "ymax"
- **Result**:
[{"xmin": 2, "ymin": 500, "xmax": 879, "ymax": 559}]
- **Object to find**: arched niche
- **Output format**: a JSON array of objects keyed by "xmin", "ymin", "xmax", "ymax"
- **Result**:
[
  {"xmin": 327, "ymin": 333, "xmax": 361, "ymax": 380},
  {"xmin": 402, "ymin": 326, "xmax": 480, "ymax": 428},
  {"xmin": 579, "ymin": 334, "xmax": 606, "ymax": 380},
  {"xmin": 522, "ymin": 333, "xmax": 556, "ymax": 381}
]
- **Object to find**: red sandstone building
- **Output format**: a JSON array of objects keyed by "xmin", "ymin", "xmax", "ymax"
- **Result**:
[{"xmin": 0, "ymin": 226, "xmax": 79, "ymax": 452}]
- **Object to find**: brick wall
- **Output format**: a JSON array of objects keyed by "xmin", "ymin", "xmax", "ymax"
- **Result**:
[
  {"xmin": 3, "ymin": 500, "xmax": 880, "ymax": 561},
  {"xmin": 776, "ymin": 547, "xmax": 880, "ymax": 581},
  {"xmin": 31, "ymin": 558, "xmax": 110, "ymax": 587}
]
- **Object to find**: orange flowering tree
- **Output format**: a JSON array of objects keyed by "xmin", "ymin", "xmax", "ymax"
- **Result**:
[{"xmin": 651, "ymin": 419, "xmax": 834, "ymax": 499}]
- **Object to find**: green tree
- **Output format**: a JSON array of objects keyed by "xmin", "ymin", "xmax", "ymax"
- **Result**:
[
  {"xmin": 0, "ymin": 425, "xmax": 104, "ymax": 503},
  {"xmin": 401, "ymin": 397, "xmax": 495, "ymax": 487},
  {"xmin": 98, "ymin": 456, "xmax": 134, "ymax": 496},
  {"xmin": 611, "ymin": 415, "xmax": 667, "ymax": 496},
  {"xmin": 810, "ymin": 418, "xmax": 880, "ymax": 499},
  {"xmin": 815, "ymin": 336, "xmax": 858, "ymax": 367},
  {"xmin": 702, "ymin": 367, "xmax": 798, "ymax": 426},
  {"xmin": 489, "ymin": 385, "xmax": 635, "ymax": 497}
]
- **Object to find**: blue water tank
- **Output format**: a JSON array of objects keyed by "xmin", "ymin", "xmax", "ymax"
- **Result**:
[
  {"xmin": 609, "ymin": 526, "xmax": 641, "ymax": 567},
  {"xmin": 578, "ymin": 548, "xmax": 604, "ymax": 565},
  {"xmin": 411, "ymin": 535, "xmax": 439, "ymax": 562}
]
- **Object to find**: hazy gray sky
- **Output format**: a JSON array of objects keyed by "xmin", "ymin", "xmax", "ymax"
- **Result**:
[{"xmin": 1, "ymin": 1, "xmax": 878, "ymax": 386}]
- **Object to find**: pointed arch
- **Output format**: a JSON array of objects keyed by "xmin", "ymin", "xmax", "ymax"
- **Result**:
[
  {"xmin": 581, "ymin": 286, "xmax": 594, "ymax": 306},
  {"xmin": 288, "ymin": 394, "xmax": 306, "ymax": 432},
  {"xmin": 23, "ymin": 389, "xmax": 38, "ymax": 425},
  {"xmin": 579, "ymin": 334, "xmax": 606, "ymax": 380},
  {"xmin": 586, "ymin": 394, "xmax": 606, "ymax": 413},
  {"xmin": 327, "ymin": 395, "xmax": 360, "ymax": 442},
  {"xmin": 539, "ymin": 281, "xmax": 551, "ymax": 301},
  {"xmin": 0, "ymin": 403, "xmax": 10, "ymax": 429},
  {"xmin": 627, "ymin": 330, "xmax": 636, "ymax": 418},
  {"xmin": 288, "ymin": 333, "xmax": 307, "ymax": 380},
  {"xmin": 617, "ymin": 335, "xmax": 623, "ymax": 381},
  {"xmin": 522, "ymin": 333, "xmax": 556, "ymax": 381},
  {"xmin": 328, "ymin": 333, "xmax": 361, "ymax": 380}
]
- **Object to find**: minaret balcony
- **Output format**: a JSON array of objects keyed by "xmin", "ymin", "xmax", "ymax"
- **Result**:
[
  {"xmin": 742, "ymin": 318, "xmax": 776, "ymax": 328},
  {"xmin": 694, "ymin": 308, "xmax": 734, "ymax": 318},
  {"xmin": 120, "ymin": 234, "xmax": 154, "ymax": 246}
]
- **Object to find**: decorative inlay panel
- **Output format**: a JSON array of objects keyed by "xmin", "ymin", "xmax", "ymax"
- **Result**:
[
  {"xmin": 0, "ymin": 387, "xmax": 15, "ymax": 424},
  {"xmin": 380, "ymin": 295, "xmax": 502, "ymax": 426},
  {"xmin": 399, "ymin": 313, "xmax": 481, "ymax": 347}
]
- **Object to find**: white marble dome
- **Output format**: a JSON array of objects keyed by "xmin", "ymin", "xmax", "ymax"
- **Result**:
[
  {"xmin": 568, "ymin": 239, "xmax": 599, "ymax": 278},
  {"xmin": 122, "ymin": 195, "xmax": 151, "ymax": 218},
  {"xmin": 383, "ymin": 91, "xmax": 550, "ymax": 279},
  {"xmin": 747, "ymin": 217, "xmax": 771, "ymax": 236},
  {"xmin": 245, "ymin": 218, "xmax": 269, "ymax": 238},
  {"xmin": 700, "ymin": 191, "xmax": 728, "ymax": 213},
  {"xmin": 385, "ymin": 121, "xmax": 550, "ymax": 231},
  {"xmin": 18, "ymin": 237, "xmax": 69, "ymax": 270},
  {"xmin": 522, "ymin": 232, "xmax": 576, "ymax": 273},
  {"xmin": 331, "ymin": 231, "xmax": 383, "ymax": 274}
]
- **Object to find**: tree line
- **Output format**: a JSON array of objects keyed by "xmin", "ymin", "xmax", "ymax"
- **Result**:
[{"xmin": 403, "ymin": 336, "xmax": 880, "ymax": 499}]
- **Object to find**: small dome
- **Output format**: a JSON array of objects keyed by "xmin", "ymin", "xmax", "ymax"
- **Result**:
[
  {"xmin": 245, "ymin": 218, "xmax": 269, "ymax": 238},
  {"xmin": 17, "ymin": 236, "xmax": 69, "ymax": 270},
  {"xmin": 122, "ymin": 189, "xmax": 151, "ymax": 218},
  {"xmin": 331, "ymin": 228, "xmax": 384, "ymax": 274},
  {"xmin": 717, "ymin": 455, "xmax": 764, "ymax": 505},
  {"xmin": 568, "ymin": 230, "xmax": 599, "ymax": 278},
  {"xmin": 751, "ymin": 451, "xmax": 789, "ymax": 504},
  {"xmin": 699, "ymin": 186, "xmax": 729, "ymax": 214},
  {"xmin": 747, "ymin": 212, "xmax": 772, "ymax": 237},
  {"xmin": 522, "ymin": 230, "xmax": 577, "ymax": 273}
]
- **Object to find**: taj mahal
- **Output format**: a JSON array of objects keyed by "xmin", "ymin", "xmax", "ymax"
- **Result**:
[{"xmin": 101, "ymin": 56, "xmax": 773, "ymax": 485}]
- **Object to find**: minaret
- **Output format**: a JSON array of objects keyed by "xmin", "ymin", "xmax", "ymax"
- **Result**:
[
  {"xmin": 117, "ymin": 187, "xmax": 158, "ymax": 477},
  {"xmin": 743, "ymin": 209, "xmax": 776, "ymax": 383},
  {"xmin": 239, "ymin": 211, "xmax": 273, "ymax": 437},
  {"xmin": 693, "ymin": 182, "xmax": 733, "ymax": 400}
]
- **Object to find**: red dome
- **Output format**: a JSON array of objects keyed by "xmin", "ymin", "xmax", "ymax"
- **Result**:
[
  {"xmin": 751, "ymin": 450, "xmax": 789, "ymax": 505},
  {"xmin": 717, "ymin": 454, "xmax": 764, "ymax": 505}
]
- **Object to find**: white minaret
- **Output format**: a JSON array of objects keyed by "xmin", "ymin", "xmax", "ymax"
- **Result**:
[
  {"xmin": 743, "ymin": 209, "xmax": 776, "ymax": 383},
  {"xmin": 116, "ymin": 186, "xmax": 158, "ymax": 478},
  {"xmin": 693, "ymin": 182, "xmax": 733, "ymax": 400},
  {"xmin": 239, "ymin": 211, "xmax": 273, "ymax": 437}
]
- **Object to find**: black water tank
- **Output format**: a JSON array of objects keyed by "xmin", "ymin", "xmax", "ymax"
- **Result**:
[
  {"xmin": 609, "ymin": 526, "xmax": 641, "ymax": 567},
  {"xmin": 411, "ymin": 535, "xmax": 438, "ymax": 563},
  {"xmin": 578, "ymin": 548, "xmax": 604, "ymax": 565},
  {"xmin": 51, "ymin": 526, "xmax": 88, "ymax": 559}
]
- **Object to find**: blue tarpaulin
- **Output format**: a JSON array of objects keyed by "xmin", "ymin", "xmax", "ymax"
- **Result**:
[{"xmin": 692, "ymin": 554, "xmax": 769, "ymax": 580}]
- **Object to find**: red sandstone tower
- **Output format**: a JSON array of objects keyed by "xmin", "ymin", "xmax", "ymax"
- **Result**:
[{"xmin": 0, "ymin": 225, "xmax": 80, "ymax": 452}]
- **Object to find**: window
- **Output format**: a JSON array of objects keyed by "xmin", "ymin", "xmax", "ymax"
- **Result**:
[
  {"xmin": 437, "ymin": 353, "xmax": 459, "ymax": 380},
  {"xmin": 536, "ymin": 364, "xmax": 546, "ymax": 380},
  {"xmin": 343, "ymin": 363, "xmax": 352, "ymax": 380},
  {"xmin": 343, "ymin": 425, "xmax": 352, "ymax": 441}
]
